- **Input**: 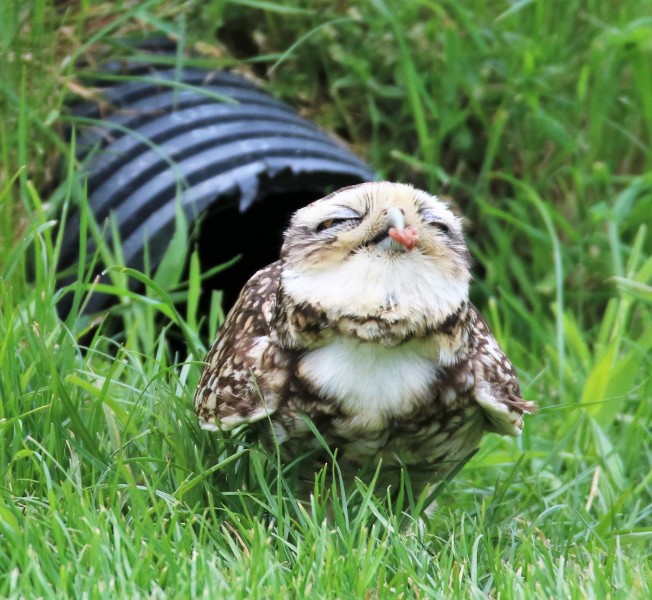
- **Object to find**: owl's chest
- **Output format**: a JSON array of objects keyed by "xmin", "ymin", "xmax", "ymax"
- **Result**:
[{"xmin": 296, "ymin": 338, "xmax": 441, "ymax": 428}]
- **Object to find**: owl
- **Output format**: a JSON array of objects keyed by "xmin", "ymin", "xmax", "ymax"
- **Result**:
[{"xmin": 195, "ymin": 182, "xmax": 535, "ymax": 495}]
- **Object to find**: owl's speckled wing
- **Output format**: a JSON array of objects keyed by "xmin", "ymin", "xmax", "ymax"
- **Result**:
[
  {"xmin": 469, "ymin": 305, "xmax": 535, "ymax": 435},
  {"xmin": 194, "ymin": 261, "xmax": 281, "ymax": 430}
]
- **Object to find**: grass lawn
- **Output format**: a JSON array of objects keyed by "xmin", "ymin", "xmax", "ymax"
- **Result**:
[{"xmin": 1, "ymin": 0, "xmax": 651, "ymax": 597}]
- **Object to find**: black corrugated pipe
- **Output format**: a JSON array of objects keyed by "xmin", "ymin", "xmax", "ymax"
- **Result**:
[{"xmin": 57, "ymin": 56, "xmax": 377, "ymax": 315}]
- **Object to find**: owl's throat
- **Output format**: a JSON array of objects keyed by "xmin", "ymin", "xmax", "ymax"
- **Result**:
[
  {"xmin": 277, "ymin": 257, "xmax": 470, "ymax": 349},
  {"xmin": 273, "ymin": 281, "xmax": 470, "ymax": 359}
]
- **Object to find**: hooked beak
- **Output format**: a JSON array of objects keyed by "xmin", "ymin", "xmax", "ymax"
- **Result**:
[{"xmin": 377, "ymin": 207, "xmax": 419, "ymax": 252}]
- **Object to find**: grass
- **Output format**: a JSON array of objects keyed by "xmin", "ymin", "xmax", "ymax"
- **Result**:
[{"xmin": 1, "ymin": 0, "xmax": 652, "ymax": 597}]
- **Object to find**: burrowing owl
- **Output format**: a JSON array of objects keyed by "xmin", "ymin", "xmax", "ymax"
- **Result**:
[{"xmin": 195, "ymin": 182, "xmax": 535, "ymax": 494}]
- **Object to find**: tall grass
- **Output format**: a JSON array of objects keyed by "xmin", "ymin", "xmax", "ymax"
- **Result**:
[{"xmin": 1, "ymin": 0, "xmax": 651, "ymax": 596}]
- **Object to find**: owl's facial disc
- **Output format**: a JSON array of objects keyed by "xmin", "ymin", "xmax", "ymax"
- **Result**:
[
  {"xmin": 280, "ymin": 182, "xmax": 471, "ymax": 331},
  {"xmin": 282, "ymin": 182, "xmax": 470, "ymax": 278}
]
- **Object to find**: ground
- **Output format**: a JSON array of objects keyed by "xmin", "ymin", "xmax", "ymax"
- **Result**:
[{"xmin": 0, "ymin": 1, "xmax": 651, "ymax": 597}]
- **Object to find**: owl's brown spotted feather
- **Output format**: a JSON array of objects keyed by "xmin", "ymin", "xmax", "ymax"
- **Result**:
[
  {"xmin": 194, "ymin": 182, "xmax": 536, "ymax": 489},
  {"xmin": 195, "ymin": 261, "xmax": 281, "ymax": 429}
]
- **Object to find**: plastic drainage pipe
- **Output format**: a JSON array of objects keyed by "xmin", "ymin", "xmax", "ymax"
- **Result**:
[{"xmin": 58, "ymin": 63, "xmax": 377, "ymax": 315}]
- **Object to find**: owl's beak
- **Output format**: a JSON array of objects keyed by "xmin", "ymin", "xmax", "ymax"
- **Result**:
[{"xmin": 377, "ymin": 207, "xmax": 419, "ymax": 252}]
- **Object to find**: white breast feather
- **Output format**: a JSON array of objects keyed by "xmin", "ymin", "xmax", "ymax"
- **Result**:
[{"xmin": 298, "ymin": 338, "xmax": 439, "ymax": 429}]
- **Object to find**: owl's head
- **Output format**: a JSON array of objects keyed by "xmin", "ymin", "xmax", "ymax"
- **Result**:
[{"xmin": 279, "ymin": 182, "xmax": 472, "ymax": 337}]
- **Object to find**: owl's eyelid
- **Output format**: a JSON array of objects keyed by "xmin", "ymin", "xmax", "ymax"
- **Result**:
[
  {"xmin": 316, "ymin": 215, "xmax": 361, "ymax": 232},
  {"xmin": 330, "ymin": 206, "xmax": 363, "ymax": 219},
  {"xmin": 315, "ymin": 207, "xmax": 362, "ymax": 232},
  {"xmin": 420, "ymin": 210, "xmax": 451, "ymax": 233},
  {"xmin": 429, "ymin": 220, "xmax": 451, "ymax": 233}
]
